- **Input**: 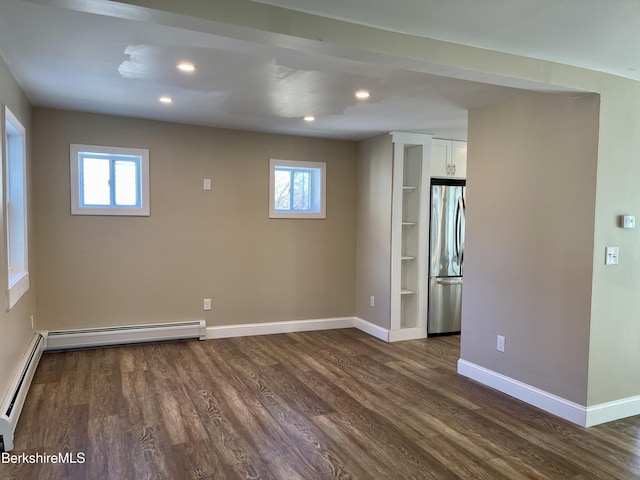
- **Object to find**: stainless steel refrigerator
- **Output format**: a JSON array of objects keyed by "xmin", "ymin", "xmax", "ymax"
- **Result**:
[{"xmin": 428, "ymin": 179, "xmax": 465, "ymax": 335}]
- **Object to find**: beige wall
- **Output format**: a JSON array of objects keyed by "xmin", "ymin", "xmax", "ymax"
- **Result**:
[
  {"xmin": 33, "ymin": 108, "xmax": 357, "ymax": 330},
  {"xmin": 462, "ymin": 92, "xmax": 600, "ymax": 404},
  {"xmin": 0, "ymin": 56, "xmax": 37, "ymax": 398},
  {"xmin": 355, "ymin": 134, "xmax": 393, "ymax": 328},
  {"xmin": 588, "ymin": 77, "xmax": 640, "ymax": 405}
]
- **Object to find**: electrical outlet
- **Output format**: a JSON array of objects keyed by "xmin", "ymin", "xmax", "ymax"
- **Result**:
[
  {"xmin": 203, "ymin": 298, "xmax": 212, "ymax": 311},
  {"xmin": 497, "ymin": 335, "xmax": 505, "ymax": 353},
  {"xmin": 370, "ymin": 296, "xmax": 375, "ymax": 307}
]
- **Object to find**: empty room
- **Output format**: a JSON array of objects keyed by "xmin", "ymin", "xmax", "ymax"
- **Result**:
[{"xmin": 1, "ymin": 1, "xmax": 640, "ymax": 479}]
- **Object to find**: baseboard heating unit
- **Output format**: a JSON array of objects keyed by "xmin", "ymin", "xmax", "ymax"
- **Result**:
[
  {"xmin": 0, "ymin": 333, "xmax": 45, "ymax": 452},
  {"xmin": 45, "ymin": 320, "xmax": 207, "ymax": 351}
]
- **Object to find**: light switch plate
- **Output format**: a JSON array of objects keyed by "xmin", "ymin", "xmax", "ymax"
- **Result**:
[
  {"xmin": 203, "ymin": 178, "xmax": 212, "ymax": 191},
  {"xmin": 605, "ymin": 246, "xmax": 619, "ymax": 265}
]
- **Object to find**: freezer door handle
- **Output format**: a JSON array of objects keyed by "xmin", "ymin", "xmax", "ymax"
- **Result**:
[{"xmin": 434, "ymin": 277, "xmax": 463, "ymax": 285}]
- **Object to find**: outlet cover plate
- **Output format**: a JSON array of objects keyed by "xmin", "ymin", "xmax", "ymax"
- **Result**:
[{"xmin": 605, "ymin": 246, "xmax": 619, "ymax": 265}]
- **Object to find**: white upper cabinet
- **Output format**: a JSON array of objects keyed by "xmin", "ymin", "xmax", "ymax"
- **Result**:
[
  {"xmin": 431, "ymin": 138, "xmax": 467, "ymax": 179},
  {"xmin": 451, "ymin": 141, "xmax": 467, "ymax": 179},
  {"xmin": 431, "ymin": 138, "xmax": 451, "ymax": 178}
]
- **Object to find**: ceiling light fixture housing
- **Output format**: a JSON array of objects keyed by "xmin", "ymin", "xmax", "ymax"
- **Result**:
[
  {"xmin": 303, "ymin": 115, "xmax": 315, "ymax": 122},
  {"xmin": 159, "ymin": 96, "xmax": 173, "ymax": 104},
  {"xmin": 355, "ymin": 90, "xmax": 371, "ymax": 99}
]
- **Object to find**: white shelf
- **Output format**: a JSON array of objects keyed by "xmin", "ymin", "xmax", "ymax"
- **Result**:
[
  {"xmin": 400, "ymin": 289, "xmax": 415, "ymax": 295},
  {"xmin": 402, "ymin": 222, "xmax": 417, "ymax": 227},
  {"xmin": 401, "ymin": 256, "xmax": 416, "ymax": 261},
  {"xmin": 402, "ymin": 186, "xmax": 417, "ymax": 192}
]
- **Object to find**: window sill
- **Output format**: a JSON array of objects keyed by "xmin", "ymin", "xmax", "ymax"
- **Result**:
[
  {"xmin": 71, "ymin": 206, "xmax": 150, "ymax": 216},
  {"xmin": 269, "ymin": 211, "xmax": 326, "ymax": 219},
  {"xmin": 8, "ymin": 271, "xmax": 29, "ymax": 310}
]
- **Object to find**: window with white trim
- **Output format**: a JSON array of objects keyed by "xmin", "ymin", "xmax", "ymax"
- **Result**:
[
  {"xmin": 269, "ymin": 159, "xmax": 326, "ymax": 219},
  {"xmin": 70, "ymin": 144, "xmax": 150, "ymax": 216},
  {"xmin": 5, "ymin": 106, "xmax": 29, "ymax": 310}
]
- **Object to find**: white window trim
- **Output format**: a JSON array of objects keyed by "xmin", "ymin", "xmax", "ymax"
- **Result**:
[
  {"xmin": 8, "ymin": 271, "xmax": 29, "ymax": 310},
  {"xmin": 70, "ymin": 144, "xmax": 150, "ymax": 216},
  {"xmin": 269, "ymin": 158, "xmax": 326, "ymax": 219},
  {"xmin": 5, "ymin": 106, "xmax": 29, "ymax": 310}
]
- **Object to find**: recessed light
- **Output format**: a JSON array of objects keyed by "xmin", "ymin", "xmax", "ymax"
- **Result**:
[
  {"xmin": 355, "ymin": 90, "xmax": 371, "ymax": 99},
  {"xmin": 303, "ymin": 115, "xmax": 315, "ymax": 122},
  {"xmin": 159, "ymin": 96, "xmax": 173, "ymax": 104},
  {"xmin": 177, "ymin": 62, "xmax": 195, "ymax": 73}
]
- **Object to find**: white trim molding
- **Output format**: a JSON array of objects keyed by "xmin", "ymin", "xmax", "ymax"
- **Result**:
[
  {"xmin": 206, "ymin": 316, "xmax": 431, "ymax": 343},
  {"xmin": 207, "ymin": 316, "xmax": 395, "ymax": 342},
  {"xmin": 458, "ymin": 359, "xmax": 640, "ymax": 427},
  {"xmin": 353, "ymin": 317, "xmax": 390, "ymax": 342},
  {"xmin": 388, "ymin": 327, "xmax": 427, "ymax": 343},
  {"xmin": 457, "ymin": 359, "xmax": 587, "ymax": 426},
  {"xmin": 207, "ymin": 317, "xmax": 354, "ymax": 339},
  {"xmin": 584, "ymin": 395, "xmax": 640, "ymax": 427}
]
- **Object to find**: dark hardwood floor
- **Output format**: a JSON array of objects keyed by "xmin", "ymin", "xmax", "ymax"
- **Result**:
[{"xmin": 1, "ymin": 328, "xmax": 640, "ymax": 479}]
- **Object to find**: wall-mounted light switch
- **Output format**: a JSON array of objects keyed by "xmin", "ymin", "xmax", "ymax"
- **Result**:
[
  {"xmin": 605, "ymin": 246, "xmax": 619, "ymax": 265},
  {"xmin": 203, "ymin": 178, "xmax": 212, "ymax": 191}
]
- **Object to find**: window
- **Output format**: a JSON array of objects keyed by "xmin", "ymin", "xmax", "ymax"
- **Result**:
[
  {"xmin": 5, "ymin": 107, "xmax": 29, "ymax": 309},
  {"xmin": 269, "ymin": 159, "xmax": 326, "ymax": 219},
  {"xmin": 70, "ymin": 144, "xmax": 150, "ymax": 216}
]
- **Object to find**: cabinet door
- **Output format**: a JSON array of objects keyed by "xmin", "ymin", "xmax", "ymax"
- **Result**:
[
  {"xmin": 451, "ymin": 141, "xmax": 467, "ymax": 179},
  {"xmin": 431, "ymin": 139, "xmax": 451, "ymax": 178}
]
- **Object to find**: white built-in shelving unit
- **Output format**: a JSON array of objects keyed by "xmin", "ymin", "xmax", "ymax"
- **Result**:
[{"xmin": 389, "ymin": 132, "xmax": 432, "ymax": 341}]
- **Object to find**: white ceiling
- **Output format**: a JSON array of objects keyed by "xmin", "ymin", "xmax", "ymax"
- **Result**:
[
  {"xmin": 255, "ymin": 0, "xmax": 640, "ymax": 80},
  {"xmin": 0, "ymin": 0, "xmax": 629, "ymax": 140}
]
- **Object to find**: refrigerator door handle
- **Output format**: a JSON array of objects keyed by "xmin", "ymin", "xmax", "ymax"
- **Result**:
[
  {"xmin": 456, "ymin": 195, "xmax": 465, "ymax": 268},
  {"xmin": 455, "ymin": 197, "xmax": 461, "ymax": 265},
  {"xmin": 435, "ymin": 277, "xmax": 463, "ymax": 285}
]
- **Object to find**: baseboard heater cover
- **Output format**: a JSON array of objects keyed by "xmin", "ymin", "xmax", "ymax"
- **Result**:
[
  {"xmin": 46, "ymin": 320, "xmax": 206, "ymax": 351},
  {"xmin": 0, "ymin": 332, "xmax": 45, "ymax": 452}
]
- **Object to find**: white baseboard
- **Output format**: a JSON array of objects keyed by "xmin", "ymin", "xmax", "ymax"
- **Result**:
[
  {"xmin": 207, "ymin": 317, "xmax": 430, "ymax": 344},
  {"xmin": 354, "ymin": 317, "xmax": 428, "ymax": 342},
  {"xmin": 206, "ymin": 317, "xmax": 355, "ymax": 339},
  {"xmin": 458, "ymin": 359, "xmax": 588, "ymax": 426},
  {"xmin": 207, "ymin": 316, "xmax": 395, "ymax": 342},
  {"xmin": 458, "ymin": 359, "xmax": 640, "ymax": 427},
  {"xmin": 584, "ymin": 395, "xmax": 640, "ymax": 427},
  {"xmin": 353, "ymin": 317, "xmax": 390, "ymax": 342},
  {"xmin": 388, "ymin": 327, "xmax": 427, "ymax": 342}
]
